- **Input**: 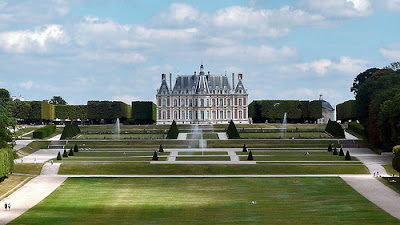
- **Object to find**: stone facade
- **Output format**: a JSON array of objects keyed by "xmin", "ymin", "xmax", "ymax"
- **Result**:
[
  {"xmin": 156, "ymin": 65, "xmax": 249, "ymax": 124},
  {"xmin": 317, "ymin": 95, "xmax": 335, "ymax": 124}
]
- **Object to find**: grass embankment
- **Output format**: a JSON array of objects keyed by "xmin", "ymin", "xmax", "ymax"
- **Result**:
[
  {"xmin": 240, "ymin": 132, "xmax": 330, "ymax": 139},
  {"xmin": 76, "ymin": 134, "xmax": 165, "ymax": 139},
  {"xmin": 12, "ymin": 163, "xmax": 44, "ymax": 175},
  {"xmin": 0, "ymin": 175, "xmax": 32, "ymax": 200},
  {"xmin": 65, "ymin": 140, "xmax": 196, "ymax": 149},
  {"xmin": 237, "ymin": 151, "xmax": 358, "ymax": 162},
  {"xmin": 207, "ymin": 139, "xmax": 339, "ymax": 148},
  {"xmin": 59, "ymin": 163, "xmax": 368, "ymax": 175},
  {"xmin": 10, "ymin": 177, "xmax": 398, "ymax": 224},
  {"xmin": 187, "ymin": 133, "xmax": 219, "ymax": 139},
  {"xmin": 176, "ymin": 156, "xmax": 231, "ymax": 161}
]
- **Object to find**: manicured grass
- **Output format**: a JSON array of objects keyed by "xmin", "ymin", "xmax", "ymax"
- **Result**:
[
  {"xmin": 76, "ymin": 133, "xmax": 165, "ymax": 139},
  {"xmin": 12, "ymin": 163, "xmax": 44, "ymax": 175},
  {"xmin": 187, "ymin": 133, "xmax": 219, "ymax": 139},
  {"xmin": 176, "ymin": 156, "xmax": 231, "ymax": 161},
  {"xmin": 10, "ymin": 177, "xmax": 398, "ymax": 224},
  {"xmin": 383, "ymin": 165, "xmax": 398, "ymax": 176},
  {"xmin": 59, "ymin": 163, "xmax": 368, "ymax": 175},
  {"xmin": 237, "ymin": 151, "xmax": 357, "ymax": 161},
  {"xmin": 65, "ymin": 140, "xmax": 197, "ymax": 149},
  {"xmin": 0, "ymin": 175, "xmax": 32, "ymax": 200},
  {"xmin": 178, "ymin": 151, "xmax": 228, "ymax": 155},
  {"xmin": 240, "ymin": 132, "xmax": 330, "ymax": 139},
  {"xmin": 207, "ymin": 139, "xmax": 339, "ymax": 148}
]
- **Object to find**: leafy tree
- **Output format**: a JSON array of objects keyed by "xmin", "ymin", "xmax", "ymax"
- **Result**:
[
  {"xmin": 383, "ymin": 62, "xmax": 400, "ymax": 71},
  {"xmin": 49, "ymin": 96, "xmax": 67, "ymax": 105},
  {"xmin": 392, "ymin": 145, "xmax": 400, "ymax": 176},
  {"xmin": 252, "ymin": 101, "xmax": 264, "ymax": 123},
  {"xmin": 351, "ymin": 68, "xmax": 379, "ymax": 95},
  {"xmin": 0, "ymin": 100, "xmax": 15, "ymax": 148},
  {"xmin": 0, "ymin": 89, "xmax": 10, "ymax": 102}
]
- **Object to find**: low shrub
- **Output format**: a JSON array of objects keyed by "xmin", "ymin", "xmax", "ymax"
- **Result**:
[
  {"xmin": 247, "ymin": 151, "xmax": 253, "ymax": 160},
  {"xmin": 68, "ymin": 148, "xmax": 74, "ymax": 156},
  {"xmin": 345, "ymin": 151, "xmax": 351, "ymax": 160},
  {"xmin": 56, "ymin": 152, "xmax": 62, "ymax": 160},
  {"xmin": 339, "ymin": 148, "xmax": 344, "ymax": 156},
  {"xmin": 32, "ymin": 125, "xmax": 56, "ymax": 139},
  {"xmin": 74, "ymin": 144, "xmax": 79, "ymax": 152},
  {"xmin": 159, "ymin": 144, "xmax": 164, "ymax": 152},
  {"xmin": 63, "ymin": 149, "xmax": 68, "ymax": 158},
  {"xmin": 152, "ymin": 151, "xmax": 158, "ymax": 160},
  {"xmin": 242, "ymin": 144, "xmax": 247, "ymax": 152},
  {"xmin": 327, "ymin": 143, "xmax": 332, "ymax": 152},
  {"xmin": 325, "ymin": 120, "xmax": 345, "ymax": 138},
  {"xmin": 333, "ymin": 147, "xmax": 338, "ymax": 155}
]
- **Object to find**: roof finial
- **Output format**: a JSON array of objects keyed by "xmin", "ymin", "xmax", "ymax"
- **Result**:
[{"xmin": 319, "ymin": 94, "xmax": 323, "ymax": 100}]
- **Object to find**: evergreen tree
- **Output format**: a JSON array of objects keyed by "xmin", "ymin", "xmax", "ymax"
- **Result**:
[
  {"xmin": 74, "ymin": 144, "xmax": 79, "ymax": 152},
  {"xmin": 345, "ymin": 151, "xmax": 351, "ymax": 160},
  {"xmin": 333, "ymin": 147, "xmax": 338, "ymax": 155},
  {"xmin": 242, "ymin": 144, "xmax": 247, "ymax": 152},
  {"xmin": 63, "ymin": 149, "xmax": 68, "ymax": 158},
  {"xmin": 152, "ymin": 151, "xmax": 158, "ymax": 160},
  {"xmin": 159, "ymin": 144, "xmax": 164, "ymax": 152},
  {"xmin": 68, "ymin": 148, "xmax": 74, "ymax": 156},
  {"xmin": 166, "ymin": 120, "xmax": 179, "ymax": 139},
  {"xmin": 57, "ymin": 152, "xmax": 62, "ymax": 160},
  {"xmin": 227, "ymin": 120, "xmax": 240, "ymax": 139},
  {"xmin": 339, "ymin": 147, "xmax": 344, "ymax": 156},
  {"xmin": 247, "ymin": 150, "xmax": 253, "ymax": 160},
  {"xmin": 327, "ymin": 143, "xmax": 333, "ymax": 152}
]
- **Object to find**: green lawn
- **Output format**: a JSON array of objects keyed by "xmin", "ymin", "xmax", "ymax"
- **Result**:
[
  {"xmin": 176, "ymin": 156, "xmax": 231, "ymax": 161},
  {"xmin": 75, "ymin": 133, "xmax": 165, "ymax": 139},
  {"xmin": 178, "ymin": 151, "xmax": 228, "ymax": 155},
  {"xmin": 0, "ymin": 175, "xmax": 32, "ymax": 200},
  {"xmin": 10, "ymin": 177, "xmax": 398, "ymax": 224},
  {"xmin": 12, "ymin": 163, "xmax": 44, "ymax": 175},
  {"xmin": 237, "ymin": 151, "xmax": 357, "ymax": 161},
  {"xmin": 207, "ymin": 139, "xmax": 339, "ymax": 148},
  {"xmin": 59, "ymin": 163, "xmax": 368, "ymax": 175},
  {"xmin": 240, "ymin": 132, "xmax": 330, "ymax": 139}
]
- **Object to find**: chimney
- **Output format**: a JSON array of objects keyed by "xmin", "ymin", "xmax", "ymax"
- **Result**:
[
  {"xmin": 169, "ymin": 73, "xmax": 172, "ymax": 91},
  {"xmin": 162, "ymin": 73, "xmax": 166, "ymax": 81},
  {"xmin": 232, "ymin": 73, "xmax": 235, "ymax": 90},
  {"xmin": 238, "ymin": 73, "xmax": 243, "ymax": 81}
]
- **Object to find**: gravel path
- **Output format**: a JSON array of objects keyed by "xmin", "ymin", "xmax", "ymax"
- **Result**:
[
  {"xmin": 177, "ymin": 133, "xmax": 187, "ymax": 140},
  {"xmin": 217, "ymin": 132, "xmax": 228, "ymax": 140},
  {"xmin": 14, "ymin": 149, "xmax": 63, "ymax": 164}
]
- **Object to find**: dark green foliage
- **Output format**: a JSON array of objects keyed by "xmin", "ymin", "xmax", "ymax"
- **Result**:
[
  {"xmin": 345, "ymin": 151, "xmax": 351, "ymax": 160},
  {"xmin": 348, "ymin": 122, "xmax": 364, "ymax": 136},
  {"xmin": 87, "ymin": 101, "xmax": 131, "ymax": 122},
  {"xmin": 32, "ymin": 125, "xmax": 56, "ymax": 139},
  {"xmin": 325, "ymin": 120, "xmax": 345, "ymax": 138},
  {"xmin": 242, "ymin": 144, "xmax": 247, "ymax": 152},
  {"xmin": 159, "ymin": 144, "xmax": 164, "ymax": 152},
  {"xmin": 68, "ymin": 148, "xmax": 74, "ymax": 156},
  {"xmin": 248, "ymin": 100, "xmax": 322, "ymax": 123},
  {"xmin": 247, "ymin": 151, "xmax": 253, "ymax": 160},
  {"xmin": 336, "ymin": 100, "xmax": 357, "ymax": 122},
  {"xmin": 49, "ymin": 96, "xmax": 67, "ymax": 105},
  {"xmin": 28, "ymin": 101, "xmax": 55, "ymax": 121},
  {"xmin": 55, "ymin": 105, "xmax": 87, "ymax": 120},
  {"xmin": 131, "ymin": 101, "xmax": 156, "ymax": 124},
  {"xmin": 152, "ymin": 151, "xmax": 158, "ymax": 160},
  {"xmin": 166, "ymin": 120, "xmax": 179, "ymax": 139},
  {"xmin": 327, "ymin": 143, "xmax": 333, "ymax": 152},
  {"xmin": 0, "ymin": 102, "xmax": 14, "ymax": 148},
  {"xmin": 57, "ymin": 152, "xmax": 62, "ymax": 160},
  {"xmin": 60, "ymin": 123, "xmax": 81, "ymax": 140},
  {"xmin": 333, "ymin": 147, "xmax": 338, "ymax": 155},
  {"xmin": 74, "ymin": 144, "xmax": 79, "ymax": 152},
  {"xmin": 351, "ymin": 68, "xmax": 379, "ymax": 94},
  {"xmin": 0, "ymin": 89, "xmax": 10, "ymax": 102},
  {"xmin": 12, "ymin": 101, "xmax": 31, "ymax": 120},
  {"xmin": 392, "ymin": 146, "xmax": 400, "ymax": 175},
  {"xmin": 63, "ymin": 149, "xmax": 68, "ymax": 158},
  {"xmin": 227, "ymin": 120, "xmax": 240, "ymax": 139},
  {"xmin": 0, "ymin": 148, "xmax": 14, "ymax": 177},
  {"xmin": 339, "ymin": 148, "xmax": 344, "ymax": 156}
]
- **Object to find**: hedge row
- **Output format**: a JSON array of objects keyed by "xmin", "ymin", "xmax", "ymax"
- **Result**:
[
  {"xmin": 87, "ymin": 101, "xmax": 131, "ymax": 121},
  {"xmin": 248, "ymin": 100, "xmax": 322, "ymax": 123},
  {"xmin": 9, "ymin": 101, "xmax": 55, "ymax": 121},
  {"xmin": 325, "ymin": 120, "xmax": 345, "ymax": 138},
  {"xmin": 336, "ymin": 100, "xmax": 357, "ymax": 122},
  {"xmin": 55, "ymin": 105, "xmax": 87, "ymax": 120},
  {"xmin": 348, "ymin": 122, "xmax": 364, "ymax": 136},
  {"xmin": 32, "ymin": 125, "xmax": 56, "ymax": 139},
  {"xmin": 0, "ymin": 148, "xmax": 14, "ymax": 177},
  {"xmin": 60, "ymin": 123, "xmax": 81, "ymax": 140},
  {"xmin": 131, "ymin": 101, "xmax": 156, "ymax": 124}
]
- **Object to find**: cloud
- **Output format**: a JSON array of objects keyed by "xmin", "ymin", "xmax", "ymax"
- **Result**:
[
  {"xmin": 296, "ymin": 56, "xmax": 368, "ymax": 76},
  {"xmin": 380, "ymin": 46, "xmax": 400, "ymax": 61},
  {"xmin": 373, "ymin": 0, "xmax": 400, "ymax": 11},
  {"xmin": 298, "ymin": 0, "xmax": 372, "ymax": 18},
  {"xmin": 156, "ymin": 3, "xmax": 200, "ymax": 25},
  {"xmin": 112, "ymin": 95, "xmax": 140, "ymax": 104},
  {"xmin": 0, "ymin": 24, "xmax": 67, "ymax": 53},
  {"xmin": 19, "ymin": 80, "xmax": 35, "ymax": 90}
]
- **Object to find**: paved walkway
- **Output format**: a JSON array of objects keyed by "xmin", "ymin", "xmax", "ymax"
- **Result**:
[
  {"xmin": 344, "ymin": 131, "xmax": 359, "ymax": 140},
  {"xmin": 177, "ymin": 133, "xmax": 187, "ymax": 140},
  {"xmin": 217, "ymin": 133, "xmax": 228, "ymax": 140},
  {"xmin": 14, "ymin": 149, "xmax": 63, "ymax": 164},
  {"xmin": 0, "ymin": 163, "xmax": 65, "ymax": 224},
  {"xmin": 13, "ymin": 140, "xmax": 34, "ymax": 151},
  {"xmin": 345, "ymin": 148, "xmax": 391, "ymax": 176},
  {"xmin": 47, "ymin": 134, "xmax": 62, "ymax": 141}
]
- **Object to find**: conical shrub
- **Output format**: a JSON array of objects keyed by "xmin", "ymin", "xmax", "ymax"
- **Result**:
[
  {"xmin": 345, "ymin": 151, "xmax": 351, "ymax": 160},
  {"xmin": 328, "ymin": 144, "xmax": 333, "ymax": 152},
  {"xmin": 242, "ymin": 144, "xmax": 247, "ymax": 152},
  {"xmin": 74, "ymin": 144, "xmax": 79, "ymax": 152},
  {"xmin": 159, "ymin": 144, "xmax": 164, "ymax": 152},
  {"xmin": 333, "ymin": 147, "xmax": 338, "ymax": 155},
  {"xmin": 339, "ymin": 148, "xmax": 344, "ymax": 156},
  {"xmin": 68, "ymin": 148, "xmax": 74, "ymax": 156},
  {"xmin": 152, "ymin": 151, "xmax": 158, "ymax": 160},
  {"xmin": 227, "ymin": 120, "xmax": 240, "ymax": 139},
  {"xmin": 247, "ymin": 151, "xmax": 253, "ymax": 160},
  {"xmin": 57, "ymin": 152, "xmax": 62, "ymax": 160},
  {"xmin": 63, "ymin": 149, "xmax": 68, "ymax": 158}
]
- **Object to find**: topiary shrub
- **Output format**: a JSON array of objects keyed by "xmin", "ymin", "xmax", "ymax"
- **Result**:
[
  {"xmin": 63, "ymin": 149, "xmax": 68, "ymax": 158},
  {"xmin": 74, "ymin": 144, "xmax": 79, "ymax": 152},
  {"xmin": 325, "ymin": 120, "xmax": 345, "ymax": 138},
  {"xmin": 242, "ymin": 144, "xmax": 247, "ymax": 152},
  {"xmin": 328, "ymin": 143, "xmax": 333, "ymax": 152},
  {"xmin": 159, "ymin": 144, "xmax": 164, "ymax": 152},
  {"xmin": 61, "ymin": 123, "xmax": 81, "ymax": 140},
  {"xmin": 56, "ymin": 152, "xmax": 62, "ymax": 160},
  {"xmin": 227, "ymin": 120, "xmax": 240, "ymax": 139},
  {"xmin": 345, "ymin": 151, "xmax": 351, "ymax": 160},
  {"xmin": 32, "ymin": 125, "xmax": 56, "ymax": 139},
  {"xmin": 152, "ymin": 151, "xmax": 158, "ymax": 160},
  {"xmin": 339, "ymin": 148, "xmax": 344, "ymax": 156},
  {"xmin": 166, "ymin": 120, "xmax": 179, "ymax": 139},
  {"xmin": 68, "ymin": 148, "xmax": 74, "ymax": 156},
  {"xmin": 333, "ymin": 147, "xmax": 338, "ymax": 155},
  {"xmin": 247, "ymin": 151, "xmax": 253, "ymax": 160}
]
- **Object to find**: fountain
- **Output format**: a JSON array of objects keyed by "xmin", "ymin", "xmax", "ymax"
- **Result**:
[
  {"xmin": 115, "ymin": 118, "xmax": 120, "ymax": 140},
  {"xmin": 280, "ymin": 113, "xmax": 287, "ymax": 139},
  {"xmin": 191, "ymin": 124, "xmax": 206, "ymax": 152}
]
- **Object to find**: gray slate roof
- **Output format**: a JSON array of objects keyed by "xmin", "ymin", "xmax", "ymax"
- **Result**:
[{"xmin": 322, "ymin": 100, "xmax": 334, "ymax": 111}]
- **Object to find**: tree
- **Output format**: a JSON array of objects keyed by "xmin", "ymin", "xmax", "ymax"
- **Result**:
[
  {"xmin": 152, "ymin": 151, "xmax": 158, "ymax": 160},
  {"xmin": 242, "ymin": 144, "xmax": 247, "ymax": 152},
  {"xmin": 333, "ymin": 147, "xmax": 338, "ymax": 155},
  {"xmin": 327, "ymin": 143, "xmax": 332, "ymax": 152},
  {"xmin": 159, "ymin": 144, "xmax": 164, "ymax": 152},
  {"xmin": 345, "ymin": 151, "xmax": 351, "ymax": 160},
  {"xmin": 339, "ymin": 148, "xmax": 344, "ymax": 156},
  {"xmin": 49, "ymin": 96, "xmax": 67, "ymax": 105},
  {"xmin": 68, "ymin": 148, "xmax": 74, "ymax": 156},
  {"xmin": 325, "ymin": 120, "xmax": 345, "ymax": 138},
  {"xmin": 252, "ymin": 101, "xmax": 263, "ymax": 123},
  {"xmin": 74, "ymin": 144, "xmax": 79, "ymax": 152},
  {"xmin": 383, "ymin": 62, "xmax": 400, "ymax": 71},
  {"xmin": 247, "ymin": 151, "xmax": 253, "ymax": 160},
  {"xmin": 57, "ymin": 152, "xmax": 62, "ymax": 160},
  {"xmin": 0, "ymin": 99, "xmax": 15, "ymax": 148},
  {"xmin": 227, "ymin": 120, "xmax": 240, "ymax": 139},
  {"xmin": 63, "ymin": 149, "xmax": 68, "ymax": 158},
  {"xmin": 351, "ymin": 68, "xmax": 379, "ymax": 95},
  {"xmin": 392, "ymin": 145, "xmax": 400, "ymax": 176},
  {"xmin": 166, "ymin": 120, "xmax": 179, "ymax": 139},
  {"xmin": 0, "ymin": 89, "xmax": 10, "ymax": 102}
]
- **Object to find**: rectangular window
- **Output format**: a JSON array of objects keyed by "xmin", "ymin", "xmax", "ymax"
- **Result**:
[
  {"xmin": 239, "ymin": 99, "xmax": 242, "ymax": 106},
  {"xmin": 206, "ymin": 111, "xmax": 209, "ymax": 119},
  {"xmin": 219, "ymin": 111, "xmax": 224, "ymax": 120},
  {"xmin": 201, "ymin": 99, "xmax": 204, "ymax": 107},
  {"xmin": 227, "ymin": 99, "xmax": 231, "ymax": 106},
  {"xmin": 201, "ymin": 111, "xmax": 205, "ymax": 120},
  {"xmin": 239, "ymin": 111, "xmax": 243, "ymax": 119},
  {"xmin": 212, "ymin": 111, "xmax": 216, "ymax": 119},
  {"xmin": 162, "ymin": 99, "xmax": 166, "ymax": 107},
  {"xmin": 212, "ymin": 99, "xmax": 216, "ymax": 106},
  {"xmin": 182, "ymin": 111, "xmax": 186, "ymax": 120},
  {"xmin": 189, "ymin": 111, "xmax": 193, "ymax": 120},
  {"xmin": 227, "ymin": 111, "xmax": 231, "ymax": 119},
  {"xmin": 181, "ymin": 99, "xmax": 185, "ymax": 107},
  {"xmin": 189, "ymin": 99, "xmax": 192, "ymax": 107},
  {"xmin": 220, "ymin": 99, "xmax": 223, "ymax": 107}
]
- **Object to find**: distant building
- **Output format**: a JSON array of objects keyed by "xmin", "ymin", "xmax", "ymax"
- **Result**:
[
  {"xmin": 317, "ymin": 95, "xmax": 335, "ymax": 124},
  {"xmin": 156, "ymin": 65, "xmax": 249, "ymax": 124},
  {"xmin": 12, "ymin": 95, "xmax": 25, "ymax": 102}
]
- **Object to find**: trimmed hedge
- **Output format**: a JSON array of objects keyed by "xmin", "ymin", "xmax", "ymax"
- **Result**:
[
  {"xmin": 29, "ymin": 101, "xmax": 55, "ymax": 121},
  {"xmin": 60, "ymin": 123, "xmax": 81, "ymax": 140},
  {"xmin": 336, "ymin": 100, "xmax": 357, "ymax": 122},
  {"xmin": 32, "ymin": 125, "xmax": 56, "ymax": 139},
  {"xmin": 131, "ymin": 101, "xmax": 156, "ymax": 124},
  {"xmin": 166, "ymin": 120, "xmax": 179, "ymax": 139},
  {"xmin": 0, "ymin": 148, "xmax": 14, "ymax": 177},
  {"xmin": 55, "ymin": 105, "xmax": 87, "ymax": 120},
  {"xmin": 249, "ymin": 100, "xmax": 322, "ymax": 123},
  {"xmin": 325, "ymin": 120, "xmax": 345, "ymax": 138},
  {"xmin": 87, "ymin": 101, "xmax": 131, "ymax": 122},
  {"xmin": 348, "ymin": 122, "xmax": 364, "ymax": 136},
  {"xmin": 227, "ymin": 120, "xmax": 240, "ymax": 139},
  {"xmin": 11, "ymin": 101, "xmax": 31, "ymax": 120}
]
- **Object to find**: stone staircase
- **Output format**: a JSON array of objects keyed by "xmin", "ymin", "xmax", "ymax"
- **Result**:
[
  {"xmin": 48, "ymin": 140, "xmax": 67, "ymax": 149},
  {"xmin": 339, "ymin": 139, "xmax": 364, "ymax": 148}
]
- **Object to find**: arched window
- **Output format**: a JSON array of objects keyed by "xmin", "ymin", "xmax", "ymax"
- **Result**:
[
  {"xmin": 239, "ymin": 99, "xmax": 242, "ymax": 106},
  {"xmin": 227, "ymin": 99, "xmax": 231, "ymax": 106},
  {"xmin": 174, "ymin": 111, "xmax": 178, "ymax": 120}
]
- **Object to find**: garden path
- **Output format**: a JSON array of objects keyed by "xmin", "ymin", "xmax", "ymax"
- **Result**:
[
  {"xmin": 217, "ymin": 133, "xmax": 228, "ymax": 140},
  {"xmin": 14, "ymin": 149, "xmax": 63, "ymax": 164},
  {"xmin": 344, "ymin": 131, "xmax": 359, "ymax": 140},
  {"xmin": 177, "ymin": 133, "xmax": 187, "ymax": 140},
  {"xmin": 345, "ymin": 148, "xmax": 391, "ymax": 176}
]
